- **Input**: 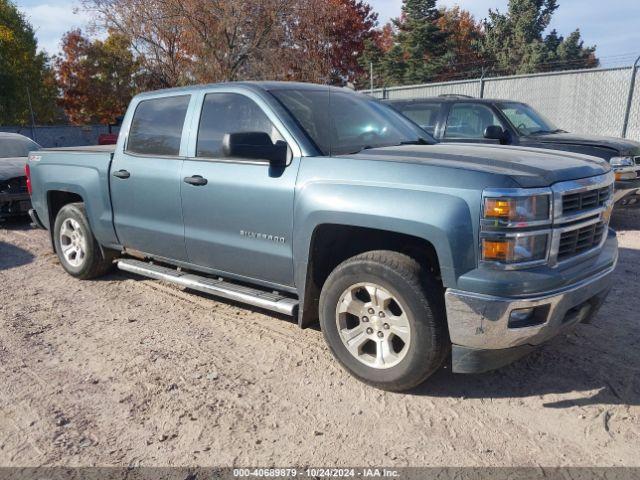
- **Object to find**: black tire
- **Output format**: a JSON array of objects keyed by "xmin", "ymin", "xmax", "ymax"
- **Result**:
[
  {"xmin": 53, "ymin": 202, "xmax": 116, "ymax": 279},
  {"xmin": 319, "ymin": 250, "xmax": 449, "ymax": 391}
]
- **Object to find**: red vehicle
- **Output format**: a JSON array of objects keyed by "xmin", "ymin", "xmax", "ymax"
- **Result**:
[{"xmin": 98, "ymin": 133, "xmax": 118, "ymax": 145}]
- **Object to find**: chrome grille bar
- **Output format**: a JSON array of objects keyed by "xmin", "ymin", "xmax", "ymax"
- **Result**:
[{"xmin": 549, "ymin": 171, "xmax": 614, "ymax": 266}]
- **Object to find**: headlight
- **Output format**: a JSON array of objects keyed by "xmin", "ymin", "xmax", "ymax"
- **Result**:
[
  {"xmin": 610, "ymin": 156, "xmax": 634, "ymax": 168},
  {"xmin": 481, "ymin": 233, "xmax": 549, "ymax": 265},
  {"xmin": 482, "ymin": 193, "xmax": 551, "ymax": 227},
  {"xmin": 481, "ymin": 188, "xmax": 553, "ymax": 268}
]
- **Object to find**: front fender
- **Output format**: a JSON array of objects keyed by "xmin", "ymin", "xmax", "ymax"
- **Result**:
[{"xmin": 293, "ymin": 180, "xmax": 479, "ymax": 297}]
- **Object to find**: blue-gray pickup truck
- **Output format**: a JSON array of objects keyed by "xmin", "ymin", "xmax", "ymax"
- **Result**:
[{"xmin": 27, "ymin": 82, "xmax": 618, "ymax": 391}]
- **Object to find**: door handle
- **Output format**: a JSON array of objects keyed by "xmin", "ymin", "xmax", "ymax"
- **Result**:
[
  {"xmin": 112, "ymin": 169, "xmax": 131, "ymax": 179},
  {"xmin": 183, "ymin": 175, "xmax": 208, "ymax": 186}
]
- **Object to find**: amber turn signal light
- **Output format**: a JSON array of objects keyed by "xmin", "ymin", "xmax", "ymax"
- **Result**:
[
  {"xmin": 484, "ymin": 198, "xmax": 512, "ymax": 219},
  {"xmin": 482, "ymin": 239, "xmax": 512, "ymax": 261}
]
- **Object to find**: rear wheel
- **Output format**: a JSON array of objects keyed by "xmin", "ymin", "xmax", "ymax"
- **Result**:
[
  {"xmin": 53, "ymin": 203, "xmax": 116, "ymax": 279},
  {"xmin": 319, "ymin": 250, "xmax": 448, "ymax": 391}
]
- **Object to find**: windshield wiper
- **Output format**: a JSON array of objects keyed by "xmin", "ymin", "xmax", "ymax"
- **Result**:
[{"xmin": 345, "ymin": 145, "xmax": 376, "ymax": 155}]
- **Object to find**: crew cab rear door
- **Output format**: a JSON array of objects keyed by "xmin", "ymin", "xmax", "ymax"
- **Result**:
[
  {"xmin": 180, "ymin": 89, "xmax": 301, "ymax": 288},
  {"xmin": 111, "ymin": 94, "xmax": 194, "ymax": 260}
]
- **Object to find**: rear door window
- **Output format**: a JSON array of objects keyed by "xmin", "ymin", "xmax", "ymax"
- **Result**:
[
  {"xmin": 126, "ymin": 95, "xmax": 190, "ymax": 156},
  {"xmin": 396, "ymin": 103, "xmax": 441, "ymax": 135},
  {"xmin": 444, "ymin": 103, "xmax": 504, "ymax": 139}
]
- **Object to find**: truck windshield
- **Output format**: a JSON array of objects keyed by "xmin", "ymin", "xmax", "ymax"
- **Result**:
[
  {"xmin": 498, "ymin": 102, "xmax": 561, "ymax": 136},
  {"xmin": 270, "ymin": 88, "xmax": 434, "ymax": 156}
]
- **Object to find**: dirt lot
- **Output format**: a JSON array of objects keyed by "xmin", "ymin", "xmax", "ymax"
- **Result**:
[{"xmin": 0, "ymin": 209, "xmax": 639, "ymax": 468}]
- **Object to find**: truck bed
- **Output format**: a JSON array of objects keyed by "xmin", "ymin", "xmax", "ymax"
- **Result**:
[{"xmin": 27, "ymin": 144, "xmax": 117, "ymax": 242}]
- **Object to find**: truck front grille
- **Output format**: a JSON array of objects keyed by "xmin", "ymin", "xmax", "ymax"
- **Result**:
[
  {"xmin": 562, "ymin": 186, "xmax": 610, "ymax": 215},
  {"xmin": 557, "ymin": 221, "xmax": 606, "ymax": 261}
]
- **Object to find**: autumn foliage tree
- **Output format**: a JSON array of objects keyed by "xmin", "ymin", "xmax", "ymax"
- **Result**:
[
  {"xmin": 55, "ymin": 29, "xmax": 139, "ymax": 124},
  {"xmin": 81, "ymin": 0, "xmax": 193, "ymax": 89},
  {"xmin": 63, "ymin": 0, "xmax": 600, "ymax": 102},
  {"xmin": 82, "ymin": 0, "xmax": 378, "ymax": 87},
  {"xmin": 437, "ymin": 7, "xmax": 485, "ymax": 81},
  {"xmin": 283, "ymin": 0, "xmax": 378, "ymax": 84}
]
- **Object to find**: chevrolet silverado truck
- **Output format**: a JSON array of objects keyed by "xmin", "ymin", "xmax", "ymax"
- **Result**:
[
  {"xmin": 27, "ymin": 82, "xmax": 618, "ymax": 391},
  {"xmin": 385, "ymin": 96, "xmax": 640, "ymax": 204}
]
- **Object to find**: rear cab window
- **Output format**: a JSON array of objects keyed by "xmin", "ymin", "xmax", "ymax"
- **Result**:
[{"xmin": 126, "ymin": 95, "xmax": 191, "ymax": 156}]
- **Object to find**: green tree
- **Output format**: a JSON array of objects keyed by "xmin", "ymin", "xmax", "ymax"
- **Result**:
[
  {"xmin": 481, "ymin": 0, "xmax": 598, "ymax": 75},
  {"xmin": 381, "ymin": 0, "xmax": 449, "ymax": 86},
  {"xmin": 0, "ymin": 0, "xmax": 57, "ymax": 125},
  {"xmin": 553, "ymin": 29, "xmax": 598, "ymax": 70},
  {"xmin": 356, "ymin": 23, "xmax": 395, "ymax": 89}
]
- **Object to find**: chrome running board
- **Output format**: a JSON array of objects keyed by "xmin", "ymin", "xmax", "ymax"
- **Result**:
[{"xmin": 117, "ymin": 258, "xmax": 298, "ymax": 316}]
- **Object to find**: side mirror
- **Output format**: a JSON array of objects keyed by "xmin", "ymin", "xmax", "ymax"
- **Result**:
[
  {"xmin": 222, "ymin": 132, "xmax": 288, "ymax": 166},
  {"xmin": 484, "ymin": 125, "xmax": 506, "ymax": 141}
]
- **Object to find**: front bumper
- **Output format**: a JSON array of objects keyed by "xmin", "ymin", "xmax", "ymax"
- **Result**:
[
  {"xmin": 0, "ymin": 192, "xmax": 31, "ymax": 218},
  {"xmin": 445, "ymin": 248, "xmax": 617, "ymax": 374}
]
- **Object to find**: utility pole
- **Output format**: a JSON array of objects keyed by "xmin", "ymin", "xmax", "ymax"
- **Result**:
[
  {"xmin": 622, "ymin": 54, "xmax": 640, "ymax": 138},
  {"xmin": 479, "ymin": 66, "xmax": 487, "ymax": 99},
  {"xmin": 370, "ymin": 62, "xmax": 374, "ymax": 94},
  {"xmin": 26, "ymin": 86, "xmax": 38, "ymax": 143}
]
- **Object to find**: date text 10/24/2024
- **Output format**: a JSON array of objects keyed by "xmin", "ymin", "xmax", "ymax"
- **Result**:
[{"xmin": 233, "ymin": 468, "xmax": 400, "ymax": 478}]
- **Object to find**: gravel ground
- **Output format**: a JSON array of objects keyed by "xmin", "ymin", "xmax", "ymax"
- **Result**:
[{"xmin": 0, "ymin": 209, "xmax": 639, "ymax": 467}]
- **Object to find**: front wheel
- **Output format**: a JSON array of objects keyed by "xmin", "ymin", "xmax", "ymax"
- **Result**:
[
  {"xmin": 53, "ymin": 203, "xmax": 116, "ymax": 279},
  {"xmin": 319, "ymin": 250, "xmax": 449, "ymax": 391}
]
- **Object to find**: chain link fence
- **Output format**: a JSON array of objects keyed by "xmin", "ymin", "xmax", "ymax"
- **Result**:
[{"xmin": 367, "ymin": 65, "xmax": 640, "ymax": 141}]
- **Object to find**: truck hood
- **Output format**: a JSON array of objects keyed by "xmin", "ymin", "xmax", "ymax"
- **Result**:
[
  {"xmin": 346, "ymin": 144, "xmax": 609, "ymax": 188},
  {"xmin": 525, "ymin": 132, "xmax": 640, "ymax": 156},
  {"xmin": 0, "ymin": 157, "xmax": 27, "ymax": 181}
]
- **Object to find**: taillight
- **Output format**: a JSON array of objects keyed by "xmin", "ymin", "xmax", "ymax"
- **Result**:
[{"xmin": 25, "ymin": 163, "xmax": 32, "ymax": 195}]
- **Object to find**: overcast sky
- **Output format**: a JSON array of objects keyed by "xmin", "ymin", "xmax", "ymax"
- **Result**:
[{"xmin": 15, "ymin": 0, "xmax": 640, "ymax": 68}]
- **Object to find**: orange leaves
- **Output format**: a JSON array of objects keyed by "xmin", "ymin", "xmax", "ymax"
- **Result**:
[{"xmin": 55, "ymin": 30, "xmax": 139, "ymax": 124}]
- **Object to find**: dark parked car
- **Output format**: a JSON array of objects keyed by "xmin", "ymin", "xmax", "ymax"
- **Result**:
[
  {"xmin": 0, "ymin": 133, "xmax": 41, "ymax": 220},
  {"xmin": 384, "ymin": 95, "xmax": 640, "ymax": 203}
]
